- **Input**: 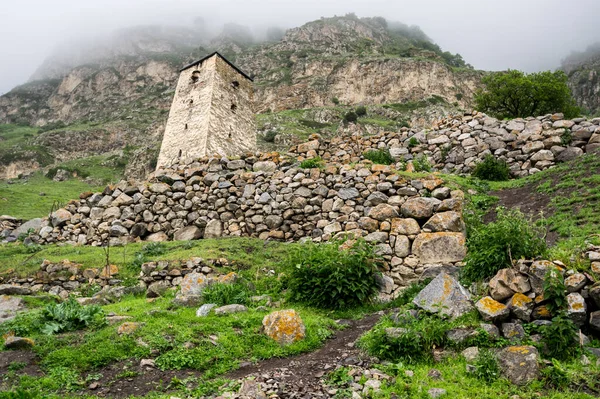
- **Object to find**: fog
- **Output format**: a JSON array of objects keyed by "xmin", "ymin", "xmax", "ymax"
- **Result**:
[{"xmin": 1, "ymin": 0, "xmax": 599, "ymax": 94}]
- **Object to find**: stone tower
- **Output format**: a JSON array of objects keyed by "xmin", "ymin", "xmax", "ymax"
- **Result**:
[{"xmin": 157, "ymin": 52, "xmax": 256, "ymax": 169}]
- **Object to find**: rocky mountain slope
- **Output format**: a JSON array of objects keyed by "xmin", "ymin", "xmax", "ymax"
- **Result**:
[
  {"xmin": 0, "ymin": 15, "xmax": 482, "ymax": 179},
  {"xmin": 562, "ymin": 43, "xmax": 600, "ymax": 115}
]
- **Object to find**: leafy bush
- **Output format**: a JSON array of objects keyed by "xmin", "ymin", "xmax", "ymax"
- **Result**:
[
  {"xmin": 363, "ymin": 149, "xmax": 394, "ymax": 165},
  {"xmin": 285, "ymin": 239, "xmax": 381, "ymax": 309},
  {"xmin": 331, "ymin": 97, "xmax": 340, "ymax": 105},
  {"xmin": 542, "ymin": 314, "xmax": 579, "ymax": 360},
  {"xmin": 412, "ymin": 155, "xmax": 431, "ymax": 172},
  {"xmin": 560, "ymin": 129, "xmax": 572, "ymax": 146},
  {"xmin": 359, "ymin": 316, "xmax": 448, "ymax": 363},
  {"xmin": 343, "ymin": 111, "xmax": 358, "ymax": 124},
  {"xmin": 263, "ymin": 131, "xmax": 277, "ymax": 143},
  {"xmin": 461, "ymin": 208, "xmax": 547, "ymax": 283},
  {"xmin": 40, "ymin": 298, "xmax": 105, "ymax": 335},
  {"xmin": 355, "ymin": 106, "xmax": 367, "ymax": 117},
  {"xmin": 0, "ymin": 390, "xmax": 42, "ymax": 399},
  {"xmin": 475, "ymin": 70, "xmax": 580, "ymax": 119},
  {"xmin": 473, "ymin": 349, "xmax": 500, "ymax": 382},
  {"xmin": 202, "ymin": 282, "xmax": 252, "ymax": 306},
  {"xmin": 408, "ymin": 137, "xmax": 419, "ymax": 148},
  {"xmin": 543, "ymin": 269, "xmax": 567, "ymax": 314},
  {"xmin": 472, "ymin": 155, "xmax": 510, "ymax": 181},
  {"xmin": 300, "ymin": 157, "xmax": 324, "ymax": 169},
  {"xmin": 541, "ymin": 359, "xmax": 570, "ymax": 388}
]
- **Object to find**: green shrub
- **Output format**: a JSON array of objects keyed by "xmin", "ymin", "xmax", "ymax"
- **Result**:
[
  {"xmin": 363, "ymin": 149, "xmax": 394, "ymax": 165},
  {"xmin": 263, "ymin": 131, "xmax": 277, "ymax": 143},
  {"xmin": 202, "ymin": 281, "xmax": 252, "ymax": 306},
  {"xmin": 461, "ymin": 208, "xmax": 547, "ymax": 283},
  {"xmin": 355, "ymin": 106, "xmax": 367, "ymax": 117},
  {"xmin": 472, "ymin": 155, "xmax": 510, "ymax": 181},
  {"xmin": 408, "ymin": 137, "xmax": 419, "ymax": 148},
  {"xmin": 542, "ymin": 314, "xmax": 579, "ymax": 360},
  {"xmin": 331, "ymin": 97, "xmax": 340, "ymax": 105},
  {"xmin": 343, "ymin": 111, "xmax": 358, "ymax": 124},
  {"xmin": 472, "ymin": 349, "xmax": 500, "ymax": 382},
  {"xmin": 413, "ymin": 155, "xmax": 431, "ymax": 172},
  {"xmin": 300, "ymin": 157, "xmax": 324, "ymax": 169},
  {"xmin": 543, "ymin": 269, "xmax": 568, "ymax": 314},
  {"xmin": 39, "ymin": 298, "xmax": 106, "ymax": 335},
  {"xmin": 358, "ymin": 315, "xmax": 448, "ymax": 363},
  {"xmin": 285, "ymin": 239, "xmax": 381, "ymax": 309},
  {"xmin": 560, "ymin": 129, "xmax": 572, "ymax": 146},
  {"xmin": 0, "ymin": 389, "xmax": 43, "ymax": 399},
  {"xmin": 541, "ymin": 359, "xmax": 570, "ymax": 388}
]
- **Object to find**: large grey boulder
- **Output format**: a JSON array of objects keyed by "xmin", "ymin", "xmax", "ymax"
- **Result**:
[
  {"xmin": 0, "ymin": 295, "xmax": 26, "ymax": 323},
  {"xmin": 412, "ymin": 233, "xmax": 466, "ymax": 264},
  {"xmin": 204, "ymin": 220, "xmax": 223, "ymax": 239},
  {"xmin": 12, "ymin": 218, "xmax": 43, "ymax": 237},
  {"xmin": 0, "ymin": 285, "xmax": 32, "ymax": 296},
  {"xmin": 173, "ymin": 226, "xmax": 202, "ymax": 241},
  {"xmin": 497, "ymin": 346, "xmax": 540, "ymax": 385},
  {"xmin": 412, "ymin": 272, "xmax": 473, "ymax": 319}
]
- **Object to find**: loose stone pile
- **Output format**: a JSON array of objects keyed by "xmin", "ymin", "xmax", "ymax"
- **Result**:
[{"xmin": 293, "ymin": 111, "xmax": 600, "ymax": 177}]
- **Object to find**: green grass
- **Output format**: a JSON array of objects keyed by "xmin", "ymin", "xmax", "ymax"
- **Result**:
[{"xmin": 0, "ymin": 293, "xmax": 338, "ymax": 396}]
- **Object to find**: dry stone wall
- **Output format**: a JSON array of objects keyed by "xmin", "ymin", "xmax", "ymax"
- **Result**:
[
  {"xmin": 298, "ymin": 111, "xmax": 600, "ymax": 177},
  {"xmin": 36, "ymin": 150, "xmax": 466, "ymax": 293}
]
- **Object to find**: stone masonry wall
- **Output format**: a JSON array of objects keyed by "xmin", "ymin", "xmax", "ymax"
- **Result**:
[
  {"xmin": 37, "ymin": 151, "xmax": 466, "ymax": 294},
  {"xmin": 301, "ymin": 111, "xmax": 600, "ymax": 177}
]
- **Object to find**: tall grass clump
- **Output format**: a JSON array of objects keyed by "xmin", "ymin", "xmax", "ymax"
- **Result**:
[{"xmin": 363, "ymin": 149, "xmax": 394, "ymax": 165}]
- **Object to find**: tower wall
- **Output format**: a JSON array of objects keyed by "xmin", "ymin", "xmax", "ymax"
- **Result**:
[{"xmin": 157, "ymin": 54, "xmax": 255, "ymax": 169}]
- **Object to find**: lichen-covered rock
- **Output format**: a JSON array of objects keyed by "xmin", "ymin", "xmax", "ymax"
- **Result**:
[
  {"xmin": 368, "ymin": 204, "xmax": 399, "ymax": 221},
  {"xmin": 204, "ymin": 219, "xmax": 223, "ymax": 238},
  {"xmin": 117, "ymin": 322, "xmax": 142, "ymax": 335},
  {"xmin": 412, "ymin": 272, "xmax": 473, "ymax": 319},
  {"xmin": 567, "ymin": 292, "xmax": 587, "ymax": 326},
  {"xmin": 262, "ymin": 309, "xmax": 306, "ymax": 345},
  {"xmin": 179, "ymin": 272, "xmax": 213, "ymax": 297},
  {"xmin": 4, "ymin": 336, "xmax": 34, "ymax": 349},
  {"xmin": 497, "ymin": 346, "xmax": 540, "ymax": 385},
  {"xmin": 508, "ymin": 293, "xmax": 534, "ymax": 322},
  {"xmin": 475, "ymin": 296, "xmax": 510, "ymax": 322},
  {"xmin": 565, "ymin": 273, "xmax": 588, "ymax": 292},
  {"xmin": 501, "ymin": 323, "xmax": 526, "ymax": 342},
  {"xmin": 412, "ymin": 232, "xmax": 466, "ymax": 264},
  {"xmin": 390, "ymin": 218, "xmax": 421, "ymax": 235}
]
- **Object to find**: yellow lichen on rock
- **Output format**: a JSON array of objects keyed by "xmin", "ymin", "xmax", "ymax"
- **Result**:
[{"xmin": 262, "ymin": 309, "xmax": 306, "ymax": 346}]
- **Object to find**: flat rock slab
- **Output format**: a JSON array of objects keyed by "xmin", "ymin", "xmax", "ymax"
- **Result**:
[{"xmin": 412, "ymin": 272, "xmax": 473, "ymax": 319}]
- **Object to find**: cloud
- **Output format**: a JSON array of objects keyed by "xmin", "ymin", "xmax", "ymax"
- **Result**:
[{"xmin": 1, "ymin": 0, "xmax": 599, "ymax": 93}]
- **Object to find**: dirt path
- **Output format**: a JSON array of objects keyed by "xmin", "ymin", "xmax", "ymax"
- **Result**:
[{"xmin": 4, "ymin": 313, "xmax": 380, "ymax": 398}]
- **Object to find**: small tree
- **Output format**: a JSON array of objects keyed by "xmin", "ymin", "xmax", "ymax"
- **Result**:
[{"xmin": 475, "ymin": 70, "xmax": 580, "ymax": 119}]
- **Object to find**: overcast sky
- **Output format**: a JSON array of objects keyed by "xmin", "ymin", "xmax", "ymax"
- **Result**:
[{"xmin": 1, "ymin": 0, "xmax": 599, "ymax": 94}]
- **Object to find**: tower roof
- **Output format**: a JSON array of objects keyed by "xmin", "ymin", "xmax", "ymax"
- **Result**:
[{"xmin": 180, "ymin": 51, "xmax": 254, "ymax": 82}]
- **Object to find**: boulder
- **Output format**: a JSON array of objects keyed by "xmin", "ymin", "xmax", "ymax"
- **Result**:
[
  {"xmin": 204, "ymin": 220, "xmax": 223, "ymax": 239},
  {"xmin": 564, "ymin": 273, "xmax": 587, "ymax": 293},
  {"xmin": 12, "ymin": 218, "xmax": 43, "ymax": 237},
  {"xmin": 337, "ymin": 187, "xmax": 359, "ymax": 200},
  {"xmin": 214, "ymin": 304, "xmax": 248, "ymax": 315},
  {"xmin": 0, "ymin": 295, "xmax": 26, "ymax": 323},
  {"xmin": 501, "ymin": 323, "xmax": 526, "ymax": 341},
  {"xmin": 117, "ymin": 322, "xmax": 142, "ymax": 335},
  {"xmin": 475, "ymin": 296, "xmax": 510, "ymax": 322},
  {"xmin": 401, "ymin": 198, "xmax": 438, "ymax": 219},
  {"xmin": 567, "ymin": 292, "xmax": 587, "ymax": 327},
  {"xmin": 368, "ymin": 204, "xmax": 399, "ymax": 221},
  {"xmin": 412, "ymin": 232, "xmax": 466, "ymax": 264},
  {"xmin": 4, "ymin": 336, "xmax": 34, "ymax": 349},
  {"xmin": 0, "ymin": 285, "xmax": 31, "ymax": 296},
  {"xmin": 173, "ymin": 226, "xmax": 202, "ymax": 241},
  {"xmin": 196, "ymin": 303, "xmax": 217, "ymax": 317},
  {"xmin": 391, "ymin": 218, "xmax": 421, "ymax": 235},
  {"xmin": 179, "ymin": 273, "xmax": 213, "ymax": 297},
  {"xmin": 146, "ymin": 281, "xmax": 171, "ymax": 298},
  {"xmin": 489, "ymin": 269, "xmax": 530, "ymax": 301},
  {"xmin": 496, "ymin": 346, "xmax": 540, "ymax": 385},
  {"xmin": 507, "ymin": 293, "xmax": 534, "ymax": 322},
  {"xmin": 146, "ymin": 232, "xmax": 168, "ymax": 242},
  {"xmin": 590, "ymin": 311, "xmax": 600, "ymax": 332},
  {"xmin": 297, "ymin": 140, "xmax": 319, "ymax": 153},
  {"xmin": 51, "ymin": 209, "xmax": 72, "ymax": 227},
  {"xmin": 422, "ymin": 211, "xmax": 464, "ymax": 232},
  {"xmin": 262, "ymin": 309, "xmax": 306, "ymax": 345},
  {"xmin": 556, "ymin": 147, "xmax": 583, "ymax": 162},
  {"xmin": 412, "ymin": 272, "xmax": 473, "ymax": 319}
]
